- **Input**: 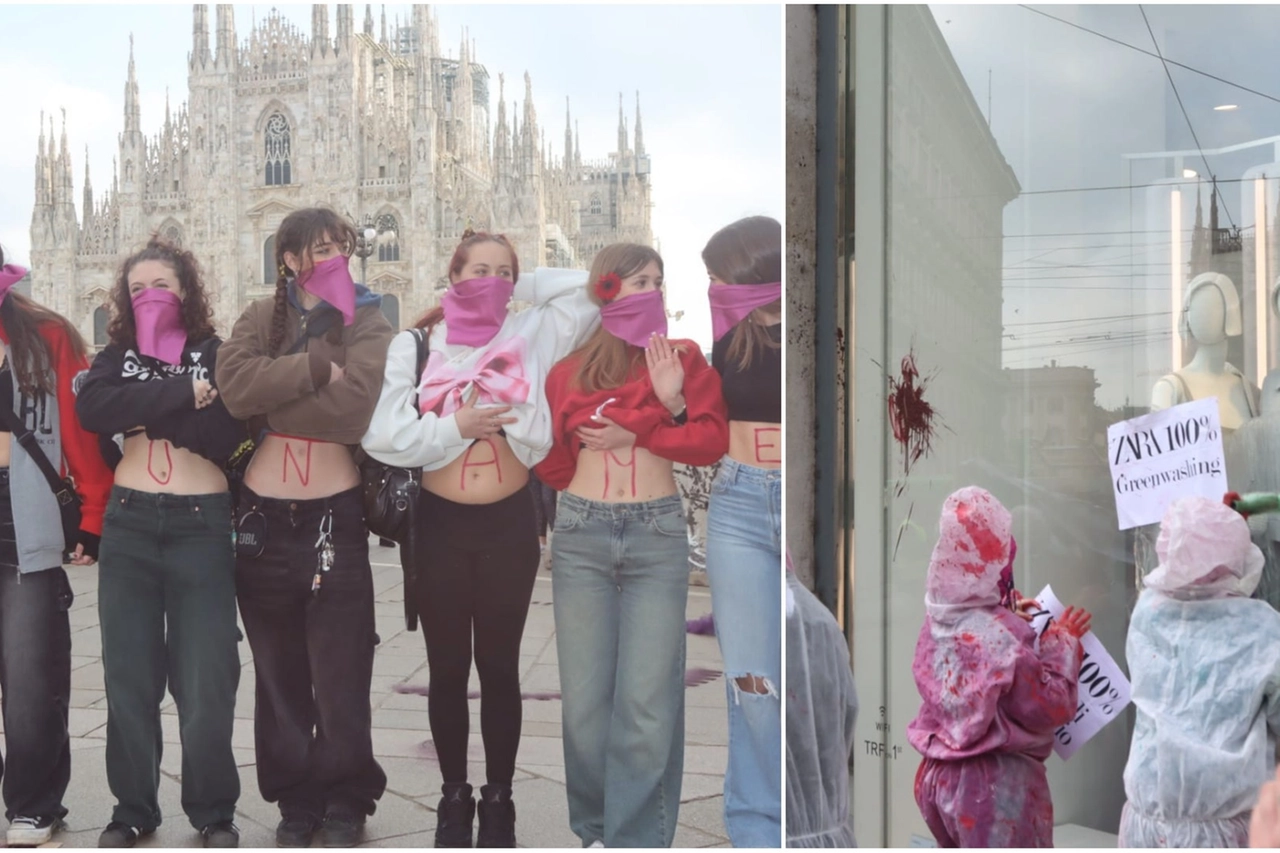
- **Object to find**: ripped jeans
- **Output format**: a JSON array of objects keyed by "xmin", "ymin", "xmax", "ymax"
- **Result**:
[{"xmin": 705, "ymin": 457, "xmax": 782, "ymax": 847}]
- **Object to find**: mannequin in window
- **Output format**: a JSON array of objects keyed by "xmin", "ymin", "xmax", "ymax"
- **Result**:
[
  {"xmin": 1223, "ymin": 275, "xmax": 1280, "ymax": 612},
  {"xmin": 1150, "ymin": 272, "xmax": 1259, "ymax": 430}
]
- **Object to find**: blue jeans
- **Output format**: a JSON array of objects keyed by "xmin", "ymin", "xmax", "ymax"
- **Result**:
[
  {"xmin": 551, "ymin": 492, "xmax": 689, "ymax": 848},
  {"xmin": 705, "ymin": 457, "xmax": 782, "ymax": 847}
]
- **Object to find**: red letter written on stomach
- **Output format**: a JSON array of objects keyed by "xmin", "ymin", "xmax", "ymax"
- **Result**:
[
  {"xmin": 603, "ymin": 449, "xmax": 638, "ymax": 500},
  {"xmin": 753, "ymin": 427, "xmax": 781, "ymax": 465},
  {"xmin": 460, "ymin": 439, "xmax": 503, "ymax": 491},
  {"xmin": 281, "ymin": 439, "xmax": 313, "ymax": 486}
]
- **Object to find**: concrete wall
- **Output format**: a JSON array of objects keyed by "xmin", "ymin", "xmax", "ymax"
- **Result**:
[{"xmin": 786, "ymin": 5, "xmax": 818, "ymax": 589}]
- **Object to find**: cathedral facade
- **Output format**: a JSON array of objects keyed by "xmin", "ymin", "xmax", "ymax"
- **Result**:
[{"xmin": 29, "ymin": 4, "xmax": 654, "ymax": 343}]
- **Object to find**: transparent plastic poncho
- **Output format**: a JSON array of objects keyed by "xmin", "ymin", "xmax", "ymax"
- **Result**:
[{"xmin": 785, "ymin": 571, "xmax": 858, "ymax": 848}]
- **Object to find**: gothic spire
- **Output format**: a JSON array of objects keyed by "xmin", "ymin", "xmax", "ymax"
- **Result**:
[
  {"xmin": 564, "ymin": 97, "xmax": 572, "ymax": 174},
  {"xmin": 1210, "ymin": 176, "xmax": 1220, "ymax": 236},
  {"xmin": 83, "ymin": 145, "xmax": 94, "ymax": 222},
  {"xmin": 634, "ymin": 91, "xmax": 645, "ymax": 159},
  {"xmin": 215, "ymin": 5, "xmax": 235, "ymax": 69},
  {"xmin": 124, "ymin": 34, "xmax": 141, "ymax": 136},
  {"xmin": 380, "ymin": 4, "xmax": 386, "ymax": 46},
  {"xmin": 575, "ymin": 119, "xmax": 580, "ymax": 168},
  {"xmin": 192, "ymin": 4, "xmax": 210, "ymax": 69},
  {"xmin": 312, "ymin": 5, "xmax": 329, "ymax": 58},
  {"xmin": 58, "ymin": 108, "xmax": 73, "ymax": 203},
  {"xmin": 617, "ymin": 92, "xmax": 626, "ymax": 154},
  {"xmin": 363, "ymin": 4, "xmax": 373, "ymax": 36},
  {"xmin": 336, "ymin": 4, "xmax": 352, "ymax": 47},
  {"xmin": 34, "ymin": 110, "xmax": 49, "ymax": 208}
]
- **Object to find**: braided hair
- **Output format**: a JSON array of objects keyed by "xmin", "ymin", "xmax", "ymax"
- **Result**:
[{"xmin": 267, "ymin": 208, "xmax": 359, "ymax": 356}]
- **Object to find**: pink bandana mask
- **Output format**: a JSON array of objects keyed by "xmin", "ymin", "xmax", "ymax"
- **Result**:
[
  {"xmin": 0, "ymin": 265, "xmax": 26, "ymax": 305},
  {"xmin": 442, "ymin": 276, "xmax": 515, "ymax": 347},
  {"xmin": 132, "ymin": 288, "xmax": 188, "ymax": 365},
  {"xmin": 297, "ymin": 255, "xmax": 356, "ymax": 326},
  {"xmin": 600, "ymin": 289, "xmax": 668, "ymax": 348},
  {"xmin": 708, "ymin": 281, "xmax": 782, "ymax": 341}
]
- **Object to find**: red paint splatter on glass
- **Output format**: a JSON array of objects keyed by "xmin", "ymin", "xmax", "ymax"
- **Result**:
[{"xmin": 887, "ymin": 350, "xmax": 941, "ymax": 496}]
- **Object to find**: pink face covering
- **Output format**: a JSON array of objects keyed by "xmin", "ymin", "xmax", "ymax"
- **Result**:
[
  {"xmin": 0, "ymin": 265, "xmax": 27, "ymax": 306},
  {"xmin": 442, "ymin": 276, "xmax": 515, "ymax": 347},
  {"xmin": 297, "ymin": 254, "xmax": 356, "ymax": 326},
  {"xmin": 708, "ymin": 281, "xmax": 782, "ymax": 341},
  {"xmin": 601, "ymin": 289, "xmax": 669, "ymax": 348},
  {"xmin": 132, "ymin": 288, "xmax": 188, "ymax": 365}
]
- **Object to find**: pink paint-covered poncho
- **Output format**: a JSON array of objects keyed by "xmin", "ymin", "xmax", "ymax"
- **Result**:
[{"xmin": 907, "ymin": 487, "xmax": 1082, "ymax": 847}]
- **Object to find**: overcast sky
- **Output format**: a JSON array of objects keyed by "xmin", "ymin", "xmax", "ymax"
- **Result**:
[
  {"xmin": 933, "ymin": 4, "xmax": 1280, "ymax": 409},
  {"xmin": 0, "ymin": 3, "xmax": 782, "ymax": 347}
]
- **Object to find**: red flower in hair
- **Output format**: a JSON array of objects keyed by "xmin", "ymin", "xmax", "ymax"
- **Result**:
[{"xmin": 595, "ymin": 272, "xmax": 622, "ymax": 303}]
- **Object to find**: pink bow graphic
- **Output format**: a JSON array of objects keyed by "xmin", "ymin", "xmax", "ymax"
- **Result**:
[{"xmin": 417, "ymin": 336, "xmax": 531, "ymax": 417}]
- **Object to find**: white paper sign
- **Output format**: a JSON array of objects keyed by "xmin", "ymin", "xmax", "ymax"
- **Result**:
[
  {"xmin": 1028, "ymin": 585, "xmax": 1131, "ymax": 760},
  {"xmin": 1106, "ymin": 397, "xmax": 1226, "ymax": 530}
]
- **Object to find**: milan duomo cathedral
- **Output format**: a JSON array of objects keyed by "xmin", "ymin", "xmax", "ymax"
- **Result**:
[{"xmin": 28, "ymin": 4, "xmax": 654, "ymax": 344}]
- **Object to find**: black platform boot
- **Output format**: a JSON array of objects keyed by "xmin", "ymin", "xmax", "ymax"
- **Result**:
[
  {"xmin": 434, "ymin": 783, "xmax": 476, "ymax": 848},
  {"xmin": 476, "ymin": 784, "xmax": 516, "ymax": 848}
]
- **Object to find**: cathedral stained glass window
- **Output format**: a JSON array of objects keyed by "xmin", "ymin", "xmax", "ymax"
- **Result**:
[
  {"xmin": 264, "ymin": 113, "xmax": 292, "ymax": 186},
  {"xmin": 376, "ymin": 213, "xmax": 400, "ymax": 262}
]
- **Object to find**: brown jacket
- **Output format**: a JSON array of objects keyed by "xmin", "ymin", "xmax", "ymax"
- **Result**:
[{"xmin": 216, "ymin": 294, "xmax": 394, "ymax": 445}]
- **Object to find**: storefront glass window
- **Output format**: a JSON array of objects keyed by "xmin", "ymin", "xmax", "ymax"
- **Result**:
[{"xmin": 852, "ymin": 4, "xmax": 1280, "ymax": 845}]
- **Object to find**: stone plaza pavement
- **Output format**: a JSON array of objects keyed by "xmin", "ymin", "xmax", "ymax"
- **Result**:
[{"xmin": 5, "ymin": 539, "xmax": 733, "ymax": 848}]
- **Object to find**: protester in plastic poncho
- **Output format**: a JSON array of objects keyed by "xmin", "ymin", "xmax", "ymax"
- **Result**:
[
  {"xmin": 784, "ymin": 549, "xmax": 857, "ymax": 848},
  {"xmin": 907, "ymin": 486, "xmax": 1091, "ymax": 848},
  {"xmin": 1119, "ymin": 495, "xmax": 1280, "ymax": 848}
]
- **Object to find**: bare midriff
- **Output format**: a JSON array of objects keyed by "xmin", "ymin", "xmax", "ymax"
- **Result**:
[
  {"xmin": 729, "ymin": 420, "xmax": 781, "ymax": 470},
  {"xmin": 566, "ymin": 447, "xmax": 678, "ymax": 503},
  {"xmin": 114, "ymin": 432, "xmax": 229, "ymax": 494},
  {"xmin": 422, "ymin": 433, "xmax": 529, "ymax": 505},
  {"xmin": 243, "ymin": 433, "xmax": 359, "ymax": 499}
]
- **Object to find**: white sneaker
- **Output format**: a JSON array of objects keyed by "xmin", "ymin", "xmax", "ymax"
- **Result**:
[
  {"xmin": 7, "ymin": 815, "xmax": 57, "ymax": 846},
  {"xmin": 588, "ymin": 841, "xmax": 604, "ymax": 849}
]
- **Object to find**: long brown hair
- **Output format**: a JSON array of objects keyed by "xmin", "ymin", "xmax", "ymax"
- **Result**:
[
  {"xmin": 415, "ymin": 229, "xmax": 521, "ymax": 338},
  {"xmin": 107, "ymin": 235, "xmax": 218, "ymax": 351},
  {"xmin": 0, "ymin": 245, "xmax": 88, "ymax": 396},
  {"xmin": 702, "ymin": 215, "xmax": 781, "ymax": 370},
  {"xmin": 568, "ymin": 243, "xmax": 665, "ymax": 394},
  {"xmin": 268, "ymin": 208, "xmax": 359, "ymax": 356}
]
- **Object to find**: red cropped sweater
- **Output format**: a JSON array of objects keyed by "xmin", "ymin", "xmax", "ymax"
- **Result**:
[{"xmin": 536, "ymin": 341, "xmax": 729, "ymax": 491}]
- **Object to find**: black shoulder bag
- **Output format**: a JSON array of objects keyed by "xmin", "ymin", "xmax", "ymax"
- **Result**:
[
  {"xmin": 359, "ymin": 329, "xmax": 430, "ymax": 631},
  {"xmin": 0, "ymin": 390, "xmax": 82, "ymax": 562}
]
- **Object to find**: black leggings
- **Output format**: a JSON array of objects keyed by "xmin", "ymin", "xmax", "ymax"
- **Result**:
[{"xmin": 416, "ymin": 488, "xmax": 540, "ymax": 787}]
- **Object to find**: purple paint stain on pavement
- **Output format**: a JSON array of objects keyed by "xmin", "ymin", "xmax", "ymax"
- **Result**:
[{"xmin": 686, "ymin": 613, "xmax": 716, "ymax": 635}]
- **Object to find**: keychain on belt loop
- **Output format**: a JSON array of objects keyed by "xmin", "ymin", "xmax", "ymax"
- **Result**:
[{"xmin": 312, "ymin": 510, "xmax": 335, "ymax": 594}]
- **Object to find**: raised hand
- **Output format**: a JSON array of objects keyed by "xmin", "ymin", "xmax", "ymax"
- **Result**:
[
  {"xmin": 645, "ymin": 334, "xmax": 685, "ymax": 412},
  {"xmin": 455, "ymin": 387, "xmax": 517, "ymax": 440}
]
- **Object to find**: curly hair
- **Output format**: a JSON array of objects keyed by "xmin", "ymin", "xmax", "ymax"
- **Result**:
[
  {"xmin": 268, "ymin": 208, "xmax": 359, "ymax": 356},
  {"xmin": 414, "ymin": 228, "xmax": 521, "ymax": 339},
  {"xmin": 107, "ymin": 235, "xmax": 218, "ymax": 351}
]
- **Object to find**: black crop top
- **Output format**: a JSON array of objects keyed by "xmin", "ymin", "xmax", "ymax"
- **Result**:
[
  {"xmin": 711, "ymin": 322, "xmax": 781, "ymax": 423},
  {"xmin": 75, "ymin": 338, "xmax": 249, "ymax": 468}
]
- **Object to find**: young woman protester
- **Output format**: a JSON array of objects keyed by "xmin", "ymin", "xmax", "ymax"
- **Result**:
[
  {"xmin": 361, "ymin": 229, "xmax": 596, "ymax": 848},
  {"xmin": 0, "ymin": 249, "xmax": 112, "ymax": 847},
  {"xmin": 536, "ymin": 244, "xmax": 729, "ymax": 848},
  {"xmin": 216, "ymin": 208, "xmax": 394, "ymax": 849},
  {"xmin": 702, "ymin": 215, "xmax": 783, "ymax": 847},
  {"xmin": 76, "ymin": 237, "xmax": 249, "ymax": 849}
]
